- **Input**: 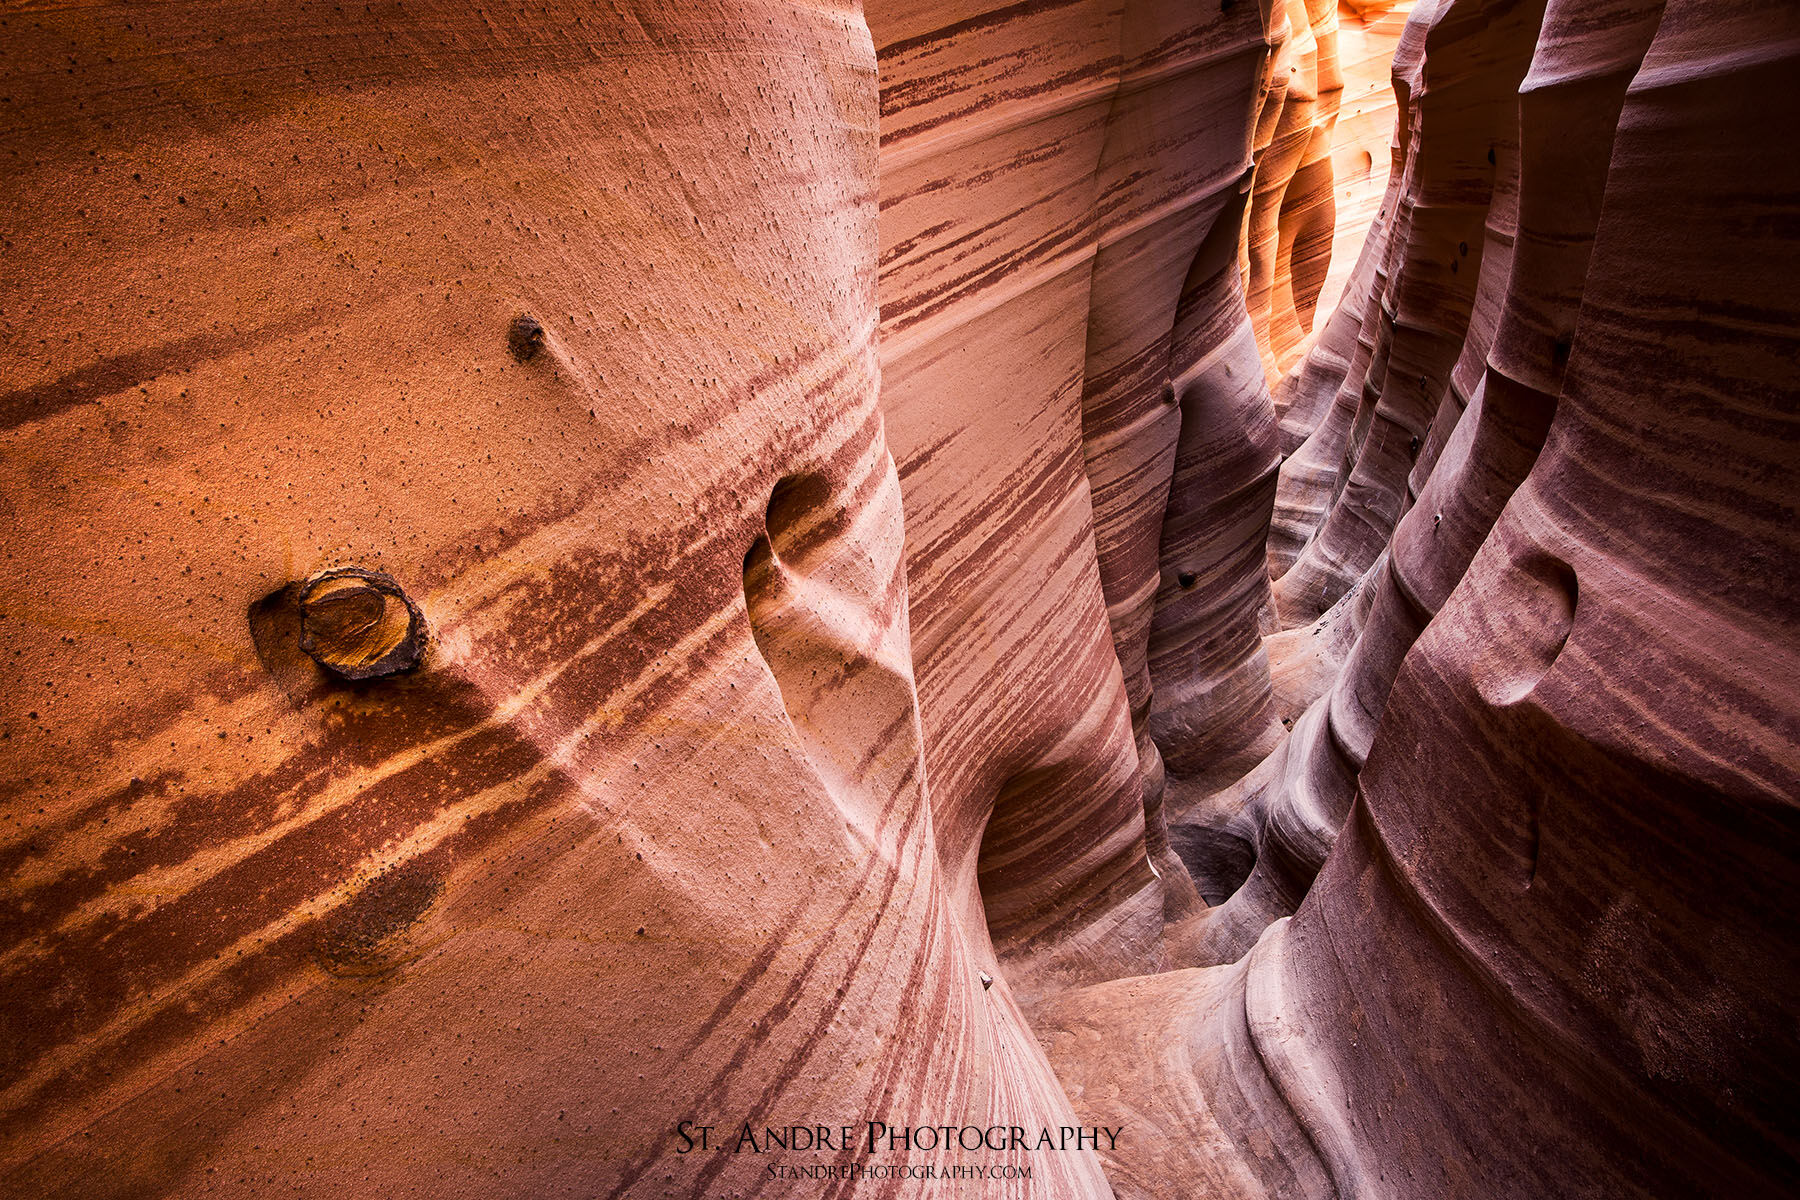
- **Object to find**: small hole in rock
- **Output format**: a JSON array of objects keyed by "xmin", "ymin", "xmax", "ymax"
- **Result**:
[
  {"xmin": 1170, "ymin": 824, "xmax": 1256, "ymax": 906},
  {"xmin": 763, "ymin": 473, "xmax": 834, "ymax": 558}
]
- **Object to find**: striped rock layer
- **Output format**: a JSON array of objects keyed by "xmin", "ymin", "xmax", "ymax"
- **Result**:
[
  {"xmin": 0, "ymin": 2, "xmax": 1111, "ymax": 1195},
  {"xmin": 1046, "ymin": 2, "xmax": 1800, "ymax": 1199}
]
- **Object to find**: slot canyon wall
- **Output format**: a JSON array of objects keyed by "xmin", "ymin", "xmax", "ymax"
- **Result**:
[
  {"xmin": 1040, "ymin": 1, "xmax": 1800, "ymax": 1198},
  {"xmin": 1, "ymin": 4, "xmax": 1794, "ymax": 1200}
]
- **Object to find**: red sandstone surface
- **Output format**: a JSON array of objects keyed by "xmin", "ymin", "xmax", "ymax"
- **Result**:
[{"xmin": 2, "ymin": 1, "xmax": 1793, "ymax": 1196}]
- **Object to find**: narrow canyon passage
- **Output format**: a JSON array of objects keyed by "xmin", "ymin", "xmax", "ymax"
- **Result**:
[{"xmin": 1, "ymin": 1, "xmax": 1794, "ymax": 1197}]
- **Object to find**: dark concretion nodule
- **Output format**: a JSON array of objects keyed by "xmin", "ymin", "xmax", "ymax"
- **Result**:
[{"xmin": 296, "ymin": 568, "xmax": 428, "ymax": 680}]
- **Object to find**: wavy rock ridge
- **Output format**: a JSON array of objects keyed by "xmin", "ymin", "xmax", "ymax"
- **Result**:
[
  {"xmin": 1046, "ymin": 1, "xmax": 1800, "ymax": 1198},
  {"xmin": 3, "ymin": 0, "xmax": 1795, "ymax": 1197}
]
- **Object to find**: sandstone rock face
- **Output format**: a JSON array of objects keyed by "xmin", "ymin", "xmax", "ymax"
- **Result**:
[
  {"xmin": 1272, "ymin": 0, "xmax": 1551, "ymax": 629},
  {"xmin": 870, "ymin": 0, "xmax": 1194, "ymax": 1004},
  {"xmin": 0, "ymin": 3, "xmax": 1102, "ymax": 1195},
  {"xmin": 1180, "ymin": 0, "xmax": 1663, "ymax": 968},
  {"xmin": 1046, "ymin": 1, "xmax": 1800, "ymax": 1198},
  {"xmin": 5, "ymin": 0, "xmax": 1796, "ymax": 1196}
]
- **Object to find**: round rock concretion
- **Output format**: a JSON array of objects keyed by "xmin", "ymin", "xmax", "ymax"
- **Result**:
[{"xmin": 296, "ymin": 568, "xmax": 427, "ymax": 680}]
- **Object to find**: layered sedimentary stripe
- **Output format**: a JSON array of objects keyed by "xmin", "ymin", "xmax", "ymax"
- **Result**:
[
  {"xmin": 1242, "ymin": 0, "xmax": 1315, "ymax": 376},
  {"xmin": 1050, "ymin": 1, "xmax": 1800, "ymax": 1195},
  {"xmin": 1266, "ymin": 5, "xmax": 1431, "ymax": 573},
  {"xmin": 1272, "ymin": 0, "xmax": 1551, "ymax": 628},
  {"xmin": 870, "ymin": 0, "xmax": 1173, "ymax": 1003},
  {"xmin": 1145, "ymin": 204, "xmax": 1285, "ymax": 796},
  {"xmin": 0, "ymin": 2, "xmax": 1108, "ymax": 1195},
  {"xmin": 1266, "ymin": 0, "xmax": 1344, "ymax": 371},
  {"xmin": 1069, "ymin": 0, "xmax": 1276, "ymax": 927},
  {"xmin": 1181, "ymin": 0, "xmax": 1669, "ymax": 966}
]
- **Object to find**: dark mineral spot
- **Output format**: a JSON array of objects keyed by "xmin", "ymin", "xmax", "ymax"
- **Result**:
[
  {"xmin": 508, "ymin": 314, "xmax": 546, "ymax": 362},
  {"xmin": 1178, "ymin": 572, "xmax": 1198, "ymax": 589},
  {"xmin": 297, "ymin": 567, "xmax": 427, "ymax": 680},
  {"xmin": 315, "ymin": 860, "xmax": 444, "ymax": 978}
]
